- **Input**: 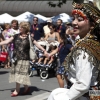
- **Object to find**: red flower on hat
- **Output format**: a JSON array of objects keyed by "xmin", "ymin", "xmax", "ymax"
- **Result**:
[{"xmin": 72, "ymin": 9, "xmax": 87, "ymax": 20}]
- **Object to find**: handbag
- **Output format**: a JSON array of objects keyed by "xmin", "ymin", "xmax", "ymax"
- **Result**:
[
  {"xmin": 0, "ymin": 52, "xmax": 8, "ymax": 62},
  {"xmin": 29, "ymin": 34, "xmax": 37, "ymax": 60}
]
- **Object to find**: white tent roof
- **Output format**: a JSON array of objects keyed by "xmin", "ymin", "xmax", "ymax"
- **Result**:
[
  {"xmin": 35, "ymin": 14, "xmax": 48, "ymax": 23},
  {"xmin": 0, "ymin": 12, "xmax": 71, "ymax": 24},
  {"xmin": 35, "ymin": 14, "xmax": 48, "ymax": 20},
  {"xmin": 51, "ymin": 13, "xmax": 71, "ymax": 23},
  {"xmin": 15, "ymin": 11, "xmax": 34, "ymax": 24},
  {"xmin": 0, "ymin": 13, "xmax": 14, "ymax": 24}
]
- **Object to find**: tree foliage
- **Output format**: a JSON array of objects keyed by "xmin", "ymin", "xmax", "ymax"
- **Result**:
[
  {"xmin": 48, "ymin": 0, "xmax": 67, "ymax": 8},
  {"xmin": 48, "ymin": 0, "xmax": 84, "ymax": 7}
]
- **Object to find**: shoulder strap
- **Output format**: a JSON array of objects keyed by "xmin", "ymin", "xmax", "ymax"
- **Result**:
[{"xmin": 29, "ymin": 34, "xmax": 34, "ymax": 49}]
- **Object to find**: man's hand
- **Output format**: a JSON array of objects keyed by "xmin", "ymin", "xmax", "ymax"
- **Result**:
[{"xmin": 40, "ymin": 37, "xmax": 44, "ymax": 41}]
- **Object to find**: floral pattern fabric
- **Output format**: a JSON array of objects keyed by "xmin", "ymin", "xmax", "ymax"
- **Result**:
[{"xmin": 13, "ymin": 34, "xmax": 30, "ymax": 60}]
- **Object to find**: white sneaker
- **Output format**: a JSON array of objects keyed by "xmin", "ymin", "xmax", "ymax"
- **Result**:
[
  {"xmin": 40, "ymin": 64, "xmax": 44, "ymax": 67},
  {"xmin": 49, "ymin": 64, "xmax": 52, "ymax": 67},
  {"xmin": 64, "ymin": 85, "xmax": 68, "ymax": 88},
  {"xmin": 46, "ymin": 64, "xmax": 49, "ymax": 67},
  {"xmin": 35, "ymin": 62, "xmax": 39, "ymax": 65},
  {"xmin": 30, "ymin": 61, "xmax": 34, "ymax": 64}
]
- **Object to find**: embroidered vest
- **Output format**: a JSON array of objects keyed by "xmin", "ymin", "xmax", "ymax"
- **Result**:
[{"xmin": 62, "ymin": 34, "xmax": 100, "ymax": 72}]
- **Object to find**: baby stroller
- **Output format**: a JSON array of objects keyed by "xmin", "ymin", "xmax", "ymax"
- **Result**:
[
  {"xmin": 29, "ymin": 55, "xmax": 58, "ymax": 79},
  {"xmin": 28, "ymin": 40, "xmax": 59, "ymax": 78}
]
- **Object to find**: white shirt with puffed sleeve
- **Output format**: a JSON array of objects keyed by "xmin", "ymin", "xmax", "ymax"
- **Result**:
[{"xmin": 47, "ymin": 49, "xmax": 99, "ymax": 100}]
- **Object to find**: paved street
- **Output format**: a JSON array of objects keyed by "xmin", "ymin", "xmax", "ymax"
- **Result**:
[{"xmin": 0, "ymin": 67, "xmax": 59, "ymax": 100}]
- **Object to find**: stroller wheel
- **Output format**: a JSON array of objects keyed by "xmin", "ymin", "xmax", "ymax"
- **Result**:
[
  {"xmin": 40, "ymin": 70, "xmax": 49, "ymax": 79},
  {"xmin": 28, "ymin": 66, "xmax": 33, "ymax": 77}
]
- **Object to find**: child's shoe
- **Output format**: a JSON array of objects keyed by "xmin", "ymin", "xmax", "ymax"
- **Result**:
[
  {"xmin": 40, "ymin": 64, "xmax": 45, "ymax": 67},
  {"xmin": 47, "ymin": 64, "xmax": 52, "ymax": 68},
  {"xmin": 35, "ymin": 62, "xmax": 39, "ymax": 65}
]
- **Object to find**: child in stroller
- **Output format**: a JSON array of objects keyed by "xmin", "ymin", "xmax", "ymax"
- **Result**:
[
  {"xmin": 40, "ymin": 44, "xmax": 57, "ymax": 68},
  {"xmin": 35, "ymin": 45, "xmax": 46, "ymax": 66}
]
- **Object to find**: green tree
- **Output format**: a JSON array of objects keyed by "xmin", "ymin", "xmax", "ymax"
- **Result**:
[
  {"xmin": 48, "ymin": 0, "xmax": 67, "ymax": 7},
  {"xmin": 48, "ymin": 0, "xmax": 84, "ymax": 7}
]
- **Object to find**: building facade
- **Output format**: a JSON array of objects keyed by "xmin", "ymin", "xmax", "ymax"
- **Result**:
[{"xmin": 0, "ymin": 0, "xmax": 73, "ymax": 16}]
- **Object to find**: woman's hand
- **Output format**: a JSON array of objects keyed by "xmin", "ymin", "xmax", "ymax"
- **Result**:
[{"xmin": 44, "ymin": 51, "xmax": 50, "ymax": 58}]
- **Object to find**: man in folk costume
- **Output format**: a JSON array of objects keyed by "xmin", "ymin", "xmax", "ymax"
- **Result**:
[{"xmin": 47, "ymin": 0, "xmax": 100, "ymax": 100}]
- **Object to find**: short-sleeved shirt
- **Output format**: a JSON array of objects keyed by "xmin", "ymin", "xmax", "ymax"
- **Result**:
[
  {"xmin": 58, "ymin": 43, "xmax": 73, "ymax": 64},
  {"xmin": 43, "ymin": 25, "xmax": 50, "ymax": 35},
  {"xmin": 30, "ymin": 24, "xmax": 44, "ymax": 41}
]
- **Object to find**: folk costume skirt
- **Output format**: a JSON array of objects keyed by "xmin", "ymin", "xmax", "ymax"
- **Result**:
[{"xmin": 9, "ymin": 60, "xmax": 31, "ymax": 85}]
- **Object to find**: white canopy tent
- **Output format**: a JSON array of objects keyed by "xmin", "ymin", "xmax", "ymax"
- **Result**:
[
  {"xmin": 51, "ymin": 13, "xmax": 72, "ymax": 23},
  {"xmin": 35, "ymin": 14, "xmax": 48, "ymax": 24},
  {"xmin": 14, "ymin": 12, "xmax": 48, "ymax": 24},
  {"xmin": 0, "ymin": 13, "xmax": 14, "ymax": 24},
  {"xmin": 0, "ymin": 12, "xmax": 71, "ymax": 25},
  {"xmin": 15, "ymin": 11, "xmax": 35, "ymax": 24}
]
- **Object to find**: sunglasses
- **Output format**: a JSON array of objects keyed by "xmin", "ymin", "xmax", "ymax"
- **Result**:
[
  {"xmin": 57, "ymin": 22, "xmax": 61, "ymax": 23},
  {"xmin": 33, "ymin": 20, "xmax": 38, "ymax": 21},
  {"xmin": 50, "ymin": 28, "xmax": 53, "ymax": 30}
]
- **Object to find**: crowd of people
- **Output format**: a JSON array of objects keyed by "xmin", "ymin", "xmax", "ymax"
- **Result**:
[
  {"xmin": 0, "ymin": 15, "xmax": 75, "ymax": 97},
  {"xmin": 0, "ymin": 0, "xmax": 100, "ymax": 100},
  {"xmin": 0, "ymin": 16, "xmax": 75, "ymax": 69}
]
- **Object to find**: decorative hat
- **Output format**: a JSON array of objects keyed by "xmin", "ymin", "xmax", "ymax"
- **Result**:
[{"xmin": 72, "ymin": 2, "xmax": 100, "ymax": 24}]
